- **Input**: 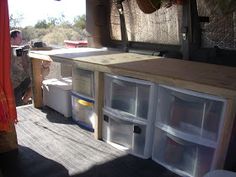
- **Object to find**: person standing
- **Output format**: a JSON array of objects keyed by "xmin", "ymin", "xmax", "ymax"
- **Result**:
[{"xmin": 10, "ymin": 29, "xmax": 32, "ymax": 106}]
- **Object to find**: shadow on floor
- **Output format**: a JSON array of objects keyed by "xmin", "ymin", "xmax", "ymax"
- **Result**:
[
  {"xmin": 0, "ymin": 146, "xmax": 179, "ymax": 177},
  {"xmin": 71, "ymin": 155, "xmax": 179, "ymax": 177},
  {"xmin": 41, "ymin": 106, "xmax": 74, "ymax": 125},
  {"xmin": 0, "ymin": 146, "xmax": 70, "ymax": 177},
  {"xmin": 41, "ymin": 106, "xmax": 94, "ymax": 132}
]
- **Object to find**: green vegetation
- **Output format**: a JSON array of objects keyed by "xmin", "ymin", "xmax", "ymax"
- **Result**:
[{"xmin": 10, "ymin": 14, "xmax": 87, "ymax": 47}]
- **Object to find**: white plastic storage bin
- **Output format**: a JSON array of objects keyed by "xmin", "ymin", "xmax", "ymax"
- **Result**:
[
  {"xmin": 72, "ymin": 67, "xmax": 94, "ymax": 98},
  {"xmin": 42, "ymin": 77, "xmax": 72, "ymax": 117},
  {"xmin": 71, "ymin": 91, "xmax": 95, "ymax": 131},
  {"xmin": 152, "ymin": 127, "xmax": 215, "ymax": 177},
  {"xmin": 102, "ymin": 108, "xmax": 154, "ymax": 159},
  {"xmin": 104, "ymin": 74, "xmax": 155, "ymax": 121},
  {"xmin": 156, "ymin": 85, "xmax": 226, "ymax": 141}
]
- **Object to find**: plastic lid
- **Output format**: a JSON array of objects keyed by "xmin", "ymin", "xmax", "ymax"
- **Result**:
[{"xmin": 42, "ymin": 77, "xmax": 72, "ymax": 90}]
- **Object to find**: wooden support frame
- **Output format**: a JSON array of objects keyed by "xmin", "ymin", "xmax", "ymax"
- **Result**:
[
  {"xmin": 213, "ymin": 99, "xmax": 236, "ymax": 168},
  {"xmin": 94, "ymin": 71, "xmax": 104, "ymax": 140},
  {"xmin": 181, "ymin": 0, "xmax": 201, "ymax": 60},
  {"xmin": 31, "ymin": 58, "xmax": 43, "ymax": 108}
]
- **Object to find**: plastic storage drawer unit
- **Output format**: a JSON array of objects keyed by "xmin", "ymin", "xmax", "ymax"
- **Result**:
[
  {"xmin": 71, "ymin": 91, "xmax": 95, "ymax": 131},
  {"xmin": 42, "ymin": 77, "xmax": 72, "ymax": 117},
  {"xmin": 102, "ymin": 108, "xmax": 154, "ymax": 159}
]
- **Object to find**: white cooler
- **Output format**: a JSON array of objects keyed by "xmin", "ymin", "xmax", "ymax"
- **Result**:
[{"xmin": 42, "ymin": 77, "xmax": 72, "ymax": 117}]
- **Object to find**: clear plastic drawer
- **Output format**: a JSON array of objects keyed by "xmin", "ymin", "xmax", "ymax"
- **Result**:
[
  {"xmin": 152, "ymin": 127, "xmax": 214, "ymax": 177},
  {"xmin": 72, "ymin": 67, "xmax": 94, "ymax": 98},
  {"xmin": 156, "ymin": 85, "xmax": 225, "ymax": 141},
  {"xmin": 102, "ymin": 109, "xmax": 153, "ymax": 158},
  {"xmin": 71, "ymin": 91, "xmax": 95, "ymax": 131},
  {"xmin": 105, "ymin": 74, "xmax": 154, "ymax": 120},
  {"xmin": 103, "ymin": 112, "xmax": 133, "ymax": 149}
]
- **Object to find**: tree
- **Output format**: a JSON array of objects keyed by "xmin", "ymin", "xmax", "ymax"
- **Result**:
[
  {"xmin": 73, "ymin": 15, "xmax": 86, "ymax": 30},
  {"xmin": 9, "ymin": 14, "xmax": 23, "ymax": 29},
  {"xmin": 34, "ymin": 19, "xmax": 50, "ymax": 29},
  {"xmin": 47, "ymin": 17, "xmax": 59, "ymax": 26},
  {"xmin": 17, "ymin": 14, "xmax": 86, "ymax": 47}
]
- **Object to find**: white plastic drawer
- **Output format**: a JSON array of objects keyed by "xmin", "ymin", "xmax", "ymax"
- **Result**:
[
  {"xmin": 156, "ymin": 85, "xmax": 225, "ymax": 141},
  {"xmin": 102, "ymin": 109, "xmax": 153, "ymax": 158},
  {"xmin": 105, "ymin": 74, "xmax": 154, "ymax": 120},
  {"xmin": 72, "ymin": 67, "xmax": 94, "ymax": 98},
  {"xmin": 152, "ymin": 127, "xmax": 214, "ymax": 177},
  {"xmin": 71, "ymin": 92, "xmax": 95, "ymax": 131}
]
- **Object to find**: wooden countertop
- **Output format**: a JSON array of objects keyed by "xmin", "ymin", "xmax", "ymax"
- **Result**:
[
  {"xmin": 29, "ymin": 48, "xmax": 159, "ymax": 64},
  {"xmin": 29, "ymin": 48, "xmax": 236, "ymax": 98},
  {"xmin": 108, "ymin": 58, "xmax": 236, "ymax": 98}
]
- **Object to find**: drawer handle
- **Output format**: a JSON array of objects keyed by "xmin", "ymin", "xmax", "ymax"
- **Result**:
[
  {"xmin": 77, "ymin": 99, "xmax": 93, "ymax": 107},
  {"xmin": 104, "ymin": 115, "xmax": 109, "ymax": 122},
  {"xmin": 133, "ymin": 126, "xmax": 142, "ymax": 134}
]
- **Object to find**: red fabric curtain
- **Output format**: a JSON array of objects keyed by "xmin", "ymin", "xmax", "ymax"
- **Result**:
[{"xmin": 0, "ymin": 0, "xmax": 17, "ymax": 131}]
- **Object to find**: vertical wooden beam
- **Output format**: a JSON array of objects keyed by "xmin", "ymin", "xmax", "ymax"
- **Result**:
[
  {"xmin": 94, "ymin": 71, "xmax": 104, "ymax": 140},
  {"xmin": 86, "ymin": 0, "xmax": 110, "ymax": 47},
  {"xmin": 181, "ymin": 0, "xmax": 201, "ymax": 60},
  {"xmin": 115, "ymin": 0, "xmax": 129, "ymax": 52},
  {"xmin": 181, "ymin": 0, "xmax": 191, "ymax": 59},
  {"xmin": 86, "ymin": 0, "xmax": 102, "ymax": 48},
  {"xmin": 31, "ymin": 58, "xmax": 43, "ymax": 108},
  {"xmin": 213, "ymin": 99, "xmax": 236, "ymax": 168}
]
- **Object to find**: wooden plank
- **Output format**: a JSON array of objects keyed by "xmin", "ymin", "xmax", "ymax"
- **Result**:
[
  {"xmin": 50, "ymin": 52, "xmax": 159, "ymax": 65},
  {"xmin": 29, "ymin": 48, "xmax": 158, "ymax": 65},
  {"xmin": 72, "ymin": 53, "xmax": 158, "ymax": 65},
  {"xmin": 212, "ymin": 99, "xmax": 236, "ymax": 168},
  {"xmin": 29, "ymin": 52, "xmax": 52, "ymax": 61},
  {"xmin": 94, "ymin": 71, "xmax": 104, "ymax": 140},
  {"xmin": 29, "ymin": 48, "xmax": 115, "ymax": 61},
  {"xmin": 31, "ymin": 58, "xmax": 43, "ymax": 108},
  {"xmin": 109, "ymin": 58, "xmax": 236, "ymax": 97}
]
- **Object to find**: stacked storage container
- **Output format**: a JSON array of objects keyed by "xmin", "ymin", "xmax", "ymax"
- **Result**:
[
  {"xmin": 42, "ymin": 77, "xmax": 72, "ymax": 117},
  {"xmin": 152, "ymin": 85, "xmax": 226, "ymax": 177},
  {"xmin": 103, "ymin": 74, "xmax": 156, "ymax": 159},
  {"xmin": 71, "ymin": 67, "xmax": 95, "ymax": 131}
]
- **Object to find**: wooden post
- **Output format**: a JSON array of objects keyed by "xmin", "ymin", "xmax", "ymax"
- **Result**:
[
  {"xmin": 181, "ymin": 0, "xmax": 201, "ymax": 60},
  {"xmin": 181, "ymin": 0, "xmax": 191, "ymax": 59},
  {"xmin": 31, "ymin": 58, "xmax": 43, "ymax": 108},
  {"xmin": 213, "ymin": 99, "xmax": 236, "ymax": 168},
  {"xmin": 94, "ymin": 71, "xmax": 104, "ymax": 140},
  {"xmin": 86, "ymin": 0, "xmax": 110, "ymax": 47}
]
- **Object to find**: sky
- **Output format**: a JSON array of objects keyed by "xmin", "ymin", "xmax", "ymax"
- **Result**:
[{"xmin": 8, "ymin": 0, "xmax": 86, "ymax": 27}]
